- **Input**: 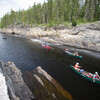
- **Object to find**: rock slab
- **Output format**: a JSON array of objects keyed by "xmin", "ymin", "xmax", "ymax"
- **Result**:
[{"xmin": 0, "ymin": 60, "xmax": 35, "ymax": 100}]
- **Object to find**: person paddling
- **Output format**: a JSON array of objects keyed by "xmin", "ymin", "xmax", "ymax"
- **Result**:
[
  {"xmin": 74, "ymin": 52, "xmax": 79, "ymax": 56},
  {"xmin": 93, "ymin": 72, "xmax": 100, "ymax": 82},
  {"xmin": 75, "ymin": 63, "xmax": 81, "ymax": 68},
  {"xmin": 65, "ymin": 48, "xmax": 68, "ymax": 52},
  {"xmin": 46, "ymin": 44, "xmax": 48, "ymax": 47},
  {"xmin": 74, "ymin": 63, "xmax": 81, "ymax": 71}
]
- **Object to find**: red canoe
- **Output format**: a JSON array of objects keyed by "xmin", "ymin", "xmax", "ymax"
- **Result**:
[{"xmin": 41, "ymin": 45, "xmax": 51, "ymax": 49}]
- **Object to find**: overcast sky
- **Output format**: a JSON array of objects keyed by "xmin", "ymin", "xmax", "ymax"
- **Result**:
[{"xmin": 0, "ymin": 0, "xmax": 46, "ymax": 19}]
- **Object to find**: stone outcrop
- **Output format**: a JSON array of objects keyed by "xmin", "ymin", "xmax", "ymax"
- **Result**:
[
  {"xmin": 59, "ymin": 29, "xmax": 100, "ymax": 51},
  {"xmin": 0, "ymin": 60, "xmax": 73, "ymax": 100},
  {"xmin": 0, "ymin": 25, "xmax": 58, "ymax": 37},
  {"xmin": 40, "ymin": 21, "xmax": 100, "ymax": 52},
  {"xmin": 23, "ymin": 66, "xmax": 73, "ymax": 100},
  {"xmin": 0, "ymin": 60, "xmax": 35, "ymax": 100},
  {"xmin": 59, "ymin": 22, "xmax": 100, "ymax": 52},
  {"xmin": 0, "ymin": 21, "xmax": 100, "ymax": 52}
]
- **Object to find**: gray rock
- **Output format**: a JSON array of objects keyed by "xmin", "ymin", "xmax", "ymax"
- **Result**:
[
  {"xmin": 0, "ymin": 21, "xmax": 100, "ymax": 52},
  {"xmin": 23, "ymin": 66, "xmax": 73, "ymax": 100},
  {"xmin": 0, "ymin": 60, "xmax": 35, "ymax": 100}
]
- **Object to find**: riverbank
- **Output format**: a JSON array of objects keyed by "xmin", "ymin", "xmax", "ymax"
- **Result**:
[
  {"xmin": 0, "ymin": 32, "xmax": 100, "ymax": 100},
  {"xmin": 0, "ymin": 21, "xmax": 100, "ymax": 52}
]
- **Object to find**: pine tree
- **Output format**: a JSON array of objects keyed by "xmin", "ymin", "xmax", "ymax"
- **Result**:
[{"xmin": 0, "ymin": 0, "xmax": 100, "ymax": 28}]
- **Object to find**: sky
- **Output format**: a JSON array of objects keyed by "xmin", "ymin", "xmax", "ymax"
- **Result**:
[{"xmin": 0, "ymin": 0, "xmax": 46, "ymax": 19}]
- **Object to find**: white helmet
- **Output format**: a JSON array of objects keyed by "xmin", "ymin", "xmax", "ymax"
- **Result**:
[
  {"xmin": 76, "ymin": 62, "xmax": 79, "ymax": 65},
  {"xmin": 95, "ymin": 72, "xmax": 98, "ymax": 75}
]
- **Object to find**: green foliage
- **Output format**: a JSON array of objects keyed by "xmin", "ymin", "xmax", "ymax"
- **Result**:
[
  {"xmin": 72, "ymin": 20, "xmax": 77, "ymax": 26},
  {"xmin": 63, "ymin": 21, "xmax": 71, "ymax": 26},
  {"xmin": 48, "ymin": 21, "xmax": 56, "ymax": 27},
  {"xmin": 0, "ymin": 0, "xmax": 99, "ymax": 28},
  {"xmin": 0, "ymin": 23, "xmax": 1, "ymax": 28}
]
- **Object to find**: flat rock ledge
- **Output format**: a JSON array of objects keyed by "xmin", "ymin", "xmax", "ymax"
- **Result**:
[
  {"xmin": 23, "ymin": 66, "xmax": 73, "ymax": 100},
  {"xmin": 0, "ymin": 60, "xmax": 35, "ymax": 100}
]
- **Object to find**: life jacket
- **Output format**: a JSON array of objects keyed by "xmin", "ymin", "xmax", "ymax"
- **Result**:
[
  {"xmin": 75, "ymin": 64, "xmax": 79, "ymax": 68},
  {"xmin": 94, "ymin": 74, "xmax": 99, "ymax": 78},
  {"xmin": 65, "ymin": 48, "xmax": 68, "ymax": 52},
  {"xmin": 80, "ymin": 69, "xmax": 84, "ymax": 73}
]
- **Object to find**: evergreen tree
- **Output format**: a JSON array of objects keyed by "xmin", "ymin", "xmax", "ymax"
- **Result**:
[{"xmin": 0, "ymin": 0, "xmax": 99, "ymax": 28}]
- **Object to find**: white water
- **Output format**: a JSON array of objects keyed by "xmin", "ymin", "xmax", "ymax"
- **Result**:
[
  {"xmin": 31, "ymin": 39, "xmax": 43, "ymax": 43},
  {"xmin": 0, "ymin": 68, "xmax": 10, "ymax": 100}
]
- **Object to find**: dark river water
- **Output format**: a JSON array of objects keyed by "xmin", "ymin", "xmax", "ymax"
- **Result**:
[{"xmin": 0, "ymin": 34, "xmax": 100, "ymax": 100}]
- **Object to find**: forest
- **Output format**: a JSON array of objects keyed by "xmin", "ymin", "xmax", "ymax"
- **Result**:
[{"xmin": 0, "ymin": 0, "xmax": 100, "ymax": 28}]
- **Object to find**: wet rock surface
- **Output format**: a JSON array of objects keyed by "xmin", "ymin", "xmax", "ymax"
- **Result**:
[
  {"xmin": 0, "ymin": 60, "xmax": 35, "ymax": 100},
  {"xmin": 0, "ymin": 60, "xmax": 73, "ymax": 100},
  {"xmin": 23, "ymin": 66, "xmax": 73, "ymax": 100}
]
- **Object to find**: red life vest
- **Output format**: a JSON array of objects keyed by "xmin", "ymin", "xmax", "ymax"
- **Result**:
[
  {"xmin": 75, "ymin": 64, "xmax": 79, "ymax": 68},
  {"xmin": 94, "ymin": 74, "xmax": 99, "ymax": 78}
]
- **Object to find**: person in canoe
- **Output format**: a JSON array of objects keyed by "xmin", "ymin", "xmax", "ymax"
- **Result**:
[
  {"xmin": 73, "ymin": 52, "xmax": 79, "ymax": 56},
  {"xmin": 93, "ymin": 72, "xmax": 100, "ymax": 82},
  {"xmin": 65, "ymin": 48, "xmax": 71, "ymax": 54},
  {"xmin": 65, "ymin": 48, "xmax": 68, "ymax": 52},
  {"xmin": 42, "ymin": 43, "xmax": 48, "ymax": 47},
  {"xmin": 46, "ymin": 44, "xmax": 48, "ymax": 47},
  {"xmin": 75, "ymin": 63, "xmax": 81, "ymax": 68},
  {"xmin": 74, "ymin": 63, "xmax": 81, "ymax": 71}
]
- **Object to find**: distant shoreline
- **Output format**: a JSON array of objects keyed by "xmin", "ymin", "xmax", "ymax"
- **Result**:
[{"xmin": 0, "ymin": 21, "xmax": 100, "ymax": 52}]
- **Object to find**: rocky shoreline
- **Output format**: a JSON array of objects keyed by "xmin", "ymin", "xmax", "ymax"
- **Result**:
[
  {"xmin": 0, "ymin": 21, "xmax": 100, "ymax": 52},
  {"xmin": 0, "ymin": 60, "xmax": 35, "ymax": 100},
  {"xmin": 0, "ymin": 60, "xmax": 73, "ymax": 100}
]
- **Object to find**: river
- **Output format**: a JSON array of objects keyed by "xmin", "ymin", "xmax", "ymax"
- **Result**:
[{"xmin": 0, "ymin": 33, "xmax": 100, "ymax": 100}]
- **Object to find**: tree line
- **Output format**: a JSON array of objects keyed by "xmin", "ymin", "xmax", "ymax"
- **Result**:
[{"xmin": 0, "ymin": 0, "xmax": 100, "ymax": 28}]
